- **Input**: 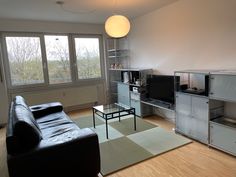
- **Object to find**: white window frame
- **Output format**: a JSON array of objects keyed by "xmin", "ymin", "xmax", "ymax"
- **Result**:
[
  {"xmin": 43, "ymin": 33, "xmax": 74, "ymax": 85},
  {"xmin": 2, "ymin": 33, "xmax": 48, "ymax": 89},
  {"xmin": 72, "ymin": 34, "xmax": 104, "ymax": 82},
  {"xmin": 1, "ymin": 32, "xmax": 105, "ymax": 91}
]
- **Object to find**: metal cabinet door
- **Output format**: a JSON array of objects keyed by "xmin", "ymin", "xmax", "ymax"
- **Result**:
[
  {"xmin": 118, "ymin": 95, "xmax": 130, "ymax": 106},
  {"xmin": 210, "ymin": 74, "xmax": 236, "ymax": 102},
  {"xmin": 176, "ymin": 113, "xmax": 192, "ymax": 136},
  {"xmin": 117, "ymin": 83, "xmax": 130, "ymax": 106},
  {"xmin": 210, "ymin": 122, "xmax": 236, "ymax": 155},
  {"xmin": 191, "ymin": 96, "xmax": 209, "ymax": 143},
  {"xmin": 176, "ymin": 93, "xmax": 192, "ymax": 116},
  {"xmin": 131, "ymin": 99, "xmax": 141, "ymax": 116},
  {"xmin": 191, "ymin": 118, "xmax": 209, "ymax": 143},
  {"xmin": 192, "ymin": 96, "xmax": 209, "ymax": 121},
  {"xmin": 117, "ymin": 83, "xmax": 129, "ymax": 97},
  {"xmin": 175, "ymin": 93, "xmax": 192, "ymax": 135}
]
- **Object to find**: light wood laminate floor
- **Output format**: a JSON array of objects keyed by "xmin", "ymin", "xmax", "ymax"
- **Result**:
[{"xmin": 0, "ymin": 109, "xmax": 236, "ymax": 177}]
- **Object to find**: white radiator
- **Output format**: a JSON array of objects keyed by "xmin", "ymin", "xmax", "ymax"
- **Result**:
[{"xmin": 11, "ymin": 85, "xmax": 102, "ymax": 108}]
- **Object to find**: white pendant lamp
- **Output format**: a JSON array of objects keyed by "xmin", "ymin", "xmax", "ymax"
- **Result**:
[{"xmin": 105, "ymin": 15, "xmax": 131, "ymax": 38}]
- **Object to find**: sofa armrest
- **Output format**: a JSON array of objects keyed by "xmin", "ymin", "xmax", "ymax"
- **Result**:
[
  {"xmin": 7, "ymin": 128, "xmax": 100, "ymax": 177},
  {"xmin": 30, "ymin": 102, "xmax": 63, "ymax": 118}
]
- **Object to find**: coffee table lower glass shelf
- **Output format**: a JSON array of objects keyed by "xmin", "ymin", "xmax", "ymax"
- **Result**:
[{"xmin": 92, "ymin": 103, "xmax": 136, "ymax": 139}]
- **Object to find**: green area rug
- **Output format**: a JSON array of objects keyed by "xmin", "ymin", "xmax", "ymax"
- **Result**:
[{"xmin": 74, "ymin": 115, "xmax": 191, "ymax": 176}]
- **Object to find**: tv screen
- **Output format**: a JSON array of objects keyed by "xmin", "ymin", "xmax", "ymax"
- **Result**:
[{"xmin": 147, "ymin": 75, "xmax": 179, "ymax": 104}]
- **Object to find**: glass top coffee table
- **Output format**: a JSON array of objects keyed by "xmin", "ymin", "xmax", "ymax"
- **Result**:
[{"xmin": 92, "ymin": 103, "xmax": 136, "ymax": 139}]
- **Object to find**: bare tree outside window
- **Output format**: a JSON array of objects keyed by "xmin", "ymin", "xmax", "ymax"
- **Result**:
[
  {"xmin": 6, "ymin": 37, "xmax": 44, "ymax": 86},
  {"xmin": 74, "ymin": 38, "xmax": 102, "ymax": 79},
  {"xmin": 45, "ymin": 35, "xmax": 71, "ymax": 84}
]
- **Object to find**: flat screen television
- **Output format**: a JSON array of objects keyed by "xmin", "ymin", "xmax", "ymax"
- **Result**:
[{"xmin": 146, "ymin": 75, "xmax": 179, "ymax": 105}]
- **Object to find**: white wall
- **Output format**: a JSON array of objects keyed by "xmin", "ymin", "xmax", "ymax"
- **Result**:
[
  {"xmin": 129, "ymin": 0, "xmax": 236, "ymax": 121},
  {"xmin": 0, "ymin": 18, "xmax": 104, "ymax": 34},
  {"xmin": 0, "ymin": 40, "xmax": 8, "ymax": 125},
  {"xmin": 0, "ymin": 19, "xmax": 107, "ymax": 121},
  {"xmin": 11, "ymin": 84, "xmax": 104, "ymax": 111},
  {"xmin": 129, "ymin": 0, "xmax": 236, "ymax": 74}
]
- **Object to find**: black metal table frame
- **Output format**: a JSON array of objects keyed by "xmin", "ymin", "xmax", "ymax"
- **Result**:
[{"xmin": 92, "ymin": 106, "xmax": 136, "ymax": 139}]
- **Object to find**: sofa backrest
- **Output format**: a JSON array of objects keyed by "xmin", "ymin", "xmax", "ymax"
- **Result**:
[{"xmin": 6, "ymin": 96, "xmax": 42, "ymax": 155}]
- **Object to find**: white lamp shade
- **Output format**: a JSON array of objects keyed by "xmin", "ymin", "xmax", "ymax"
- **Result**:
[{"xmin": 105, "ymin": 15, "xmax": 130, "ymax": 38}]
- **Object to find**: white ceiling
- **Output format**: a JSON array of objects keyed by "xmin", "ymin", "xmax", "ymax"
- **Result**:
[{"xmin": 0, "ymin": 0, "xmax": 178, "ymax": 24}]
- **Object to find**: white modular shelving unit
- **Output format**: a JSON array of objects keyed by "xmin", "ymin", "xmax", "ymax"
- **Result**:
[
  {"xmin": 106, "ymin": 37, "xmax": 130, "ymax": 104},
  {"xmin": 106, "ymin": 37, "xmax": 152, "ymax": 117},
  {"xmin": 175, "ymin": 70, "xmax": 236, "ymax": 156},
  {"xmin": 174, "ymin": 70, "xmax": 211, "ymax": 144},
  {"xmin": 116, "ymin": 68, "xmax": 152, "ymax": 117},
  {"xmin": 208, "ymin": 71, "xmax": 236, "ymax": 156}
]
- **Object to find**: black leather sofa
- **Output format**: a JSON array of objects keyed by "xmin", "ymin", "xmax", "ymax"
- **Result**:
[{"xmin": 6, "ymin": 96, "xmax": 100, "ymax": 177}]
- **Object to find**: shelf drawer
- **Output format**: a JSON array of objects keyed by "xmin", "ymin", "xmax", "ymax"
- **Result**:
[{"xmin": 210, "ymin": 122, "xmax": 236, "ymax": 156}]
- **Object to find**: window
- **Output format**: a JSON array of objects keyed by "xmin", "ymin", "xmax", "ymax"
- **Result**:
[
  {"xmin": 5, "ymin": 36, "xmax": 44, "ymax": 86},
  {"xmin": 3, "ymin": 33, "xmax": 103, "ymax": 89},
  {"xmin": 74, "ymin": 37, "xmax": 102, "ymax": 79},
  {"xmin": 44, "ymin": 35, "xmax": 71, "ymax": 84}
]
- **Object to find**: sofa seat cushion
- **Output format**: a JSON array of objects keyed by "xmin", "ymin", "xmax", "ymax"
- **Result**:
[
  {"xmin": 40, "ymin": 123, "xmax": 80, "ymax": 139},
  {"xmin": 36, "ymin": 112, "xmax": 80, "ymax": 139},
  {"xmin": 40, "ymin": 128, "xmax": 85, "ymax": 146}
]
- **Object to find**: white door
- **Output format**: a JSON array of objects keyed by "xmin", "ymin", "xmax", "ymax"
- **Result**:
[{"xmin": 0, "ymin": 40, "xmax": 9, "ymax": 125}]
